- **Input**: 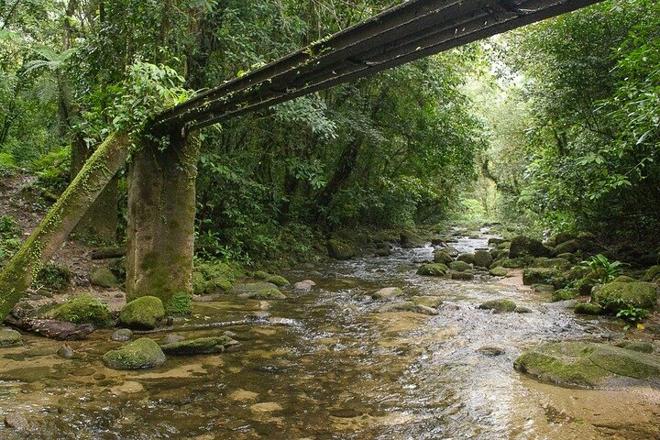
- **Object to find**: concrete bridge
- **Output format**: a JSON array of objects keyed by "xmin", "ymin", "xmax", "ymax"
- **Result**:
[{"xmin": 0, "ymin": 0, "xmax": 602, "ymax": 318}]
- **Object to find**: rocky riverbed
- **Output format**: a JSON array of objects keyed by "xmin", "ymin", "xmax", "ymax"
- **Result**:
[{"xmin": 0, "ymin": 227, "xmax": 658, "ymax": 439}]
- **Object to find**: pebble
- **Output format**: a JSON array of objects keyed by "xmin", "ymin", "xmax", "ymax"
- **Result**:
[
  {"xmin": 57, "ymin": 344, "xmax": 74, "ymax": 359},
  {"xmin": 111, "ymin": 328, "xmax": 133, "ymax": 342}
]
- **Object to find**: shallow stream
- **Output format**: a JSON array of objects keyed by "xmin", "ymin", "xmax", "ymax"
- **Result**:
[{"xmin": 0, "ymin": 228, "xmax": 658, "ymax": 439}]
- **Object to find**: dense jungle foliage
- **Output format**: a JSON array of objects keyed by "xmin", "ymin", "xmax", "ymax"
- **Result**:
[{"xmin": 1, "ymin": 0, "xmax": 658, "ymax": 263}]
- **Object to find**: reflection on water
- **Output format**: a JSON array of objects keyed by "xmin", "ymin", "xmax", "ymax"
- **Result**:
[{"xmin": 0, "ymin": 228, "xmax": 657, "ymax": 439}]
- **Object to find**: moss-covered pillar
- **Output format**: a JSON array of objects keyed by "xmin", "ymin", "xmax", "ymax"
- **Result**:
[
  {"xmin": 71, "ymin": 138, "xmax": 120, "ymax": 243},
  {"xmin": 125, "ymin": 129, "xmax": 199, "ymax": 313},
  {"xmin": 0, "ymin": 132, "xmax": 130, "ymax": 320}
]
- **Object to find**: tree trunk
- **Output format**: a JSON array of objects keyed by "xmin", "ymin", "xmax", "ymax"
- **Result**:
[
  {"xmin": 125, "ymin": 130, "xmax": 199, "ymax": 312},
  {"xmin": 71, "ymin": 137, "xmax": 119, "ymax": 243},
  {"xmin": 0, "ymin": 132, "xmax": 130, "ymax": 320}
]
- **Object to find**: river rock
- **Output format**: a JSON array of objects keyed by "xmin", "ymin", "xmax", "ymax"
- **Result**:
[
  {"xmin": 450, "ymin": 271, "xmax": 474, "ymax": 281},
  {"xmin": 509, "ymin": 236, "xmax": 552, "ymax": 258},
  {"xmin": 102, "ymin": 338, "xmax": 166, "ymax": 370},
  {"xmin": 372, "ymin": 287, "xmax": 403, "ymax": 300},
  {"xmin": 293, "ymin": 279, "xmax": 316, "ymax": 292},
  {"xmin": 533, "ymin": 284, "xmax": 555, "ymax": 294},
  {"xmin": 119, "ymin": 296, "xmax": 165, "ymax": 330},
  {"xmin": 457, "ymin": 253, "xmax": 475, "ymax": 265},
  {"xmin": 477, "ymin": 346, "xmax": 505, "ymax": 356},
  {"xmin": 377, "ymin": 301, "xmax": 439, "ymax": 315},
  {"xmin": 254, "ymin": 271, "xmax": 289, "ymax": 287},
  {"xmin": 411, "ymin": 296, "xmax": 443, "ymax": 308},
  {"xmin": 515, "ymin": 306, "xmax": 532, "ymax": 313},
  {"xmin": 473, "ymin": 250, "xmax": 493, "ymax": 268},
  {"xmin": 615, "ymin": 341, "xmax": 654, "ymax": 354},
  {"xmin": 233, "ymin": 282, "xmax": 286, "ymax": 299},
  {"xmin": 89, "ymin": 267, "xmax": 119, "ymax": 288},
  {"xmin": 0, "ymin": 328, "xmax": 22, "ymax": 347},
  {"xmin": 489, "ymin": 267, "xmax": 508, "ymax": 277},
  {"xmin": 592, "ymin": 281, "xmax": 657, "ymax": 312},
  {"xmin": 514, "ymin": 341, "xmax": 660, "ymax": 388},
  {"xmin": 449, "ymin": 260, "xmax": 471, "ymax": 272},
  {"xmin": 4, "ymin": 413, "xmax": 30, "ymax": 431},
  {"xmin": 57, "ymin": 344, "xmax": 74, "ymax": 359},
  {"xmin": 327, "ymin": 239, "xmax": 356, "ymax": 260},
  {"xmin": 50, "ymin": 294, "xmax": 113, "ymax": 327},
  {"xmin": 400, "ymin": 230, "xmax": 426, "ymax": 248},
  {"xmin": 522, "ymin": 267, "xmax": 559, "ymax": 286},
  {"xmin": 161, "ymin": 335, "xmax": 239, "ymax": 355},
  {"xmin": 417, "ymin": 263, "xmax": 448, "ymax": 276},
  {"xmin": 112, "ymin": 328, "xmax": 133, "ymax": 342},
  {"xmin": 433, "ymin": 249, "xmax": 453, "ymax": 264},
  {"xmin": 161, "ymin": 334, "xmax": 185, "ymax": 345},
  {"xmin": 574, "ymin": 302, "xmax": 602, "ymax": 315},
  {"xmin": 478, "ymin": 299, "xmax": 517, "ymax": 313}
]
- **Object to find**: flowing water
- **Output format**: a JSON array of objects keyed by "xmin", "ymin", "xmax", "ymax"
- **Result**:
[{"xmin": 0, "ymin": 228, "xmax": 658, "ymax": 439}]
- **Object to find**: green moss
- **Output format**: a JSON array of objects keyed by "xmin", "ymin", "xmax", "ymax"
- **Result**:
[
  {"xmin": 161, "ymin": 335, "xmax": 239, "ymax": 355},
  {"xmin": 433, "ymin": 250, "xmax": 453, "ymax": 264},
  {"xmin": 89, "ymin": 267, "xmax": 119, "ymax": 288},
  {"xmin": 617, "ymin": 341, "xmax": 654, "ymax": 354},
  {"xmin": 327, "ymin": 239, "xmax": 356, "ymax": 260},
  {"xmin": 232, "ymin": 282, "xmax": 286, "ymax": 299},
  {"xmin": 0, "ymin": 328, "xmax": 22, "ymax": 347},
  {"xmin": 642, "ymin": 265, "xmax": 660, "ymax": 282},
  {"xmin": 523, "ymin": 267, "xmax": 560, "ymax": 286},
  {"xmin": 102, "ymin": 337, "xmax": 166, "ymax": 370},
  {"xmin": 165, "ymin": 292, "xmax": 192, "ymax": 316},
  {"xmin": 449, "ymin": 260, "xmax": 471, "ymax": 272},
  {"xmin": 192, "ymin": 260, "xmax": 240, "ymax": 295},
  {"xmin": 417, "ymin": 263, "xmax": 448, "ymax": 276},
  {"xmin": 489, "ymin": 267, "xmax": 508, "ymax": 277},
  {"xmin": 592, "ymin": 281, "xmax": 657, "ymax": 312},
  {"xmin": 50, "ymin": 294, "xmax": 113, "ymax": 327},
  {"xmin": 254, "ymin": 270, "xmax": 290, "ymax": 287},
  {"xmin": 119, "ymin": 296, "xmax": 165, "ymax": 329},
  {"xmin": 574, "ymin": 302, "xmax": 602, "ymax": 315},
  {"xmin": 478, "ymin": 299, "xmax": 517, "ymax": 313}
]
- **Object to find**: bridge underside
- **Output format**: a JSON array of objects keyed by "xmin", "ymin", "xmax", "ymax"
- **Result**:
[{"xmin": 151, "ymin": 0, "xmax": 602, "ymax": 133}]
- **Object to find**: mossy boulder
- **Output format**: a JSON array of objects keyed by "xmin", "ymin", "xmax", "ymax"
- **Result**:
[
  {"xmin": 642, "ymin": 265, "xmax": 660, "ymax": 282},
  {"xmin": 433, "ymin": 249, "xmax": 453, "ymax": 264},
  {"xmin": 449, "ymin": 260, "xmax": 471, "ymax": 272},
  {"xmin": 400, "ymin": 230, "xmax": 426, "ymax": 248},
  {"xmin": 522, "ymin": 267, "xmax": 560, "ymax": 286},
  {"xmin": 533, "ymin": 284, "xmax": 555, "ymax": 294},
  {"xmin": 478, "ymin": 299, "xmax": 517, "ymax": 313},
  {"xmin": 592, "ymin": 281, "xmax": 657, "ymax": 313},
  {"xmin": 417, "ymin": 263, "xmax": 448, "ymax": 277},
  {"xmin": 473, "ymin": 250, "xmax": 493, "ymax": 268},
  {"xmin": 496, "ymin": 256, "xmax": 534, "ymax": 268},
  {"xmin": 102, "ymin": 338, "xmax": 166, "ymax": 370},
  {"xmin": 119, "ymin": 296, "xmax": 165, "ymax": 330},
  {"xmin": 372, "ymin": 287, "xmax": 403, "ymax": 300},
  {"xmin": 532, "ymin": 257, "xmax": 571, "ymax": 270},
  {"xmin": 574, "ymin": 302, "xmax": 602, "ymax": 315},
  {"xmin": 450, "ymin": 271, "xmax": 474, "ymax": 281},
  {"xmin": 457, "ymin": 253, "xmax": 475, "ymax": 265},
  {"xmin": 376, "ymin": 301, "xmax": 439, "ymax": 315},
  {"xmin": 489, "ymin": 267, "xmax": 508, "ymax": 277},
  {"xmin": 161, "ymin": 336, "xmax": 239, "ymax": 355},
  {"xmin": 411, "ymin": 296, "xmax": 443, "ymax": 308},
  {"xmin": 549, "ymin": 232, "xmax": 576, "ymax": 247},
  {"xmin": 232, "ymin": 282, "xmax": 286, "ymax": 299},
  {"xmin": 616, "ymin": 341, "xmax": 654, "ymax": 354},
  {"xmin": 552, "ymin": 239, "xmax": 581, "ymax": 255},
  {"xmin": 509, "ymin": 236, "xmax": 552, "ymax": 258},
  {"xmin": 89, "ymin": 267, "xmax": 119, "ymax": 288},
  {"xmin": 612, "ymin": 275, "xmax": 635, "ymax": 283},
  {"xmin": 0, "ymin": 328, "xmax": 22, "ymax": 347},
  {"xmin": 327, "ymin": 239, "xmax": 356, "ymax": 260},
  {"xmin": 254, "ymin": 271, "xmax": 290, "ymax": 287},
  {"xmin": 50, "ymin": 294, "xmax": 113, "ymax": 327},
  {"xmin": 514, "ymin": 341, "xmax": 660, "ymax": 388}
]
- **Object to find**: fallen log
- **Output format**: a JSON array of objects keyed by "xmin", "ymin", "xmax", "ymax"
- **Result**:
[
  {"xmin": 90, "ymin": 246, "xmax": 126, "ymax": 260},
  {"xmin": 0, "ymin": 132, "xmax": 130, "ymax": 320},
  {"xmin": 4, "ymin": 313, "xmax": 95, "ymax": 340}
]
